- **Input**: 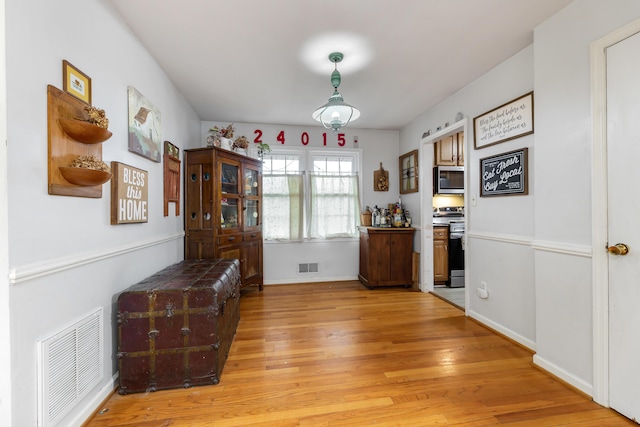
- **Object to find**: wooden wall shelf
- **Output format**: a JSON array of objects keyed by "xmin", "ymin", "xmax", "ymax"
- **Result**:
[
  {"xmin": 58, "ymin": 118, "xmax": 112, "ymax": 144},
  {"xmin": 59, "ymin": 167, "xmax": 112, "ymax": 186},
  {"xmin": 47, "ymin": 85, "xmax": 111, "ymax": 198}
]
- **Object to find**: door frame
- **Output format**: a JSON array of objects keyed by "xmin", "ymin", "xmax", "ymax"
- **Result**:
[
  {"xmin": 590, "ymin": 16, "xmax": 640, "ymax": 407},
  {"xmin": 418, "ymin": 119, "xmax": 468, "ymax": 303}
]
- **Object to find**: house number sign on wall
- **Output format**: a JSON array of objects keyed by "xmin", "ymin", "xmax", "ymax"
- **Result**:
[
  {"xmin": 253, "ymin": 129, "xmax": 349, "ymax": 146},
  {"xmin": 110, "ymin": 161, "xmax": 149, "ymax": 224}
]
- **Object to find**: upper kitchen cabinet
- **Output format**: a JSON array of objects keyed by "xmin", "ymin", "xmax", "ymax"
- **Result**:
[{"xmin": 434, "ymin": 131, "xmax": 464, "ymax": 166}]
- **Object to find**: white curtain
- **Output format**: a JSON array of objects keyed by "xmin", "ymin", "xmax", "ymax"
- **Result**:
[
  {"xmin": 262, "ymin": 174, "xmax": 304, "ymax": 241},
  {"xmin": 308, "ymin": 174, "xmax": 360, "ymax": 239}
]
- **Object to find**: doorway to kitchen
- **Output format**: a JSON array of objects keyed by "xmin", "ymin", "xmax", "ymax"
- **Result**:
[{"xmin": 419, "ymin": 119, "xmax": 468, "ymax": 311}]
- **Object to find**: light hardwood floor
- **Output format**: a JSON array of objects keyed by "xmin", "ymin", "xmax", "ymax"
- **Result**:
[{"xmin": 85, "ymin": 281, "xmax": 633, "ymax": 426}]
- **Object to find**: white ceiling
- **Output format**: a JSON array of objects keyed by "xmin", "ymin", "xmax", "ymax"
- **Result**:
[{"xmin": 107, "ymin": 0, "xmax": 572, "ymax": 130}]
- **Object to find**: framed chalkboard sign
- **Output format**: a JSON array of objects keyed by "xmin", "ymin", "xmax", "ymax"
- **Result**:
[{"xmin": 480, "ymin": 148, "xmax": 528, "ymax": 197}]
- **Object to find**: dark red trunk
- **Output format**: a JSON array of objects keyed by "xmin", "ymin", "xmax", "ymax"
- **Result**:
[{"xmin": 117, "ymin": 259, "xmax": 240, "ymax": 394}]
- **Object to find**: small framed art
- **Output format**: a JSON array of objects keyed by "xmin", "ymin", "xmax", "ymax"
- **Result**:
[
  {"xmin": 399, "ymin": 150, "xmax": 419, "ymax": 194},
  {"xmin": 62, "ymin": 60, "xmax": 91, "ymax": 104}
]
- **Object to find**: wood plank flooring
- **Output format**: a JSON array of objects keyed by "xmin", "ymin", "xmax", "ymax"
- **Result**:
[{"xmin": 85, "ymin": 281, "xmax": 633, "ymax": 426}]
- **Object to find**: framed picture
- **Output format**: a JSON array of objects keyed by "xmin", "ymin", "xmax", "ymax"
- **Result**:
[
  {"xmin": 62, "ymin": 60, "xmax": 91, "ymax": 104},
  {"xmin": 479, "ymin": 148, "xmax": 528, "ymax": 197},
  {"xmin": 473, "ymin": 92, "xmax": 534, "ymax": 149},
  {"xmin": 399, "ymin": 150, "xmax": 419, "ymax": 194},
  {"xmin": 127, "ymin": 86, "xmax": 162, "ymax": 162}
]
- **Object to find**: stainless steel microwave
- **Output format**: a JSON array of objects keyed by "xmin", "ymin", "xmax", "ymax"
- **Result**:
[{"xmin": 434, "ymin": 166, "xmax": 464, "ymax": 194}]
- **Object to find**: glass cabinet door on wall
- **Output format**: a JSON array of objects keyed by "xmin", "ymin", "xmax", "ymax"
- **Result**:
[
  {"xmin": 244, "ymin": 164, "xmax": 261, "ymax": 230},
  {"xmin": 219, "ymin": 159, "xmax": 241, "ymax": 231}
]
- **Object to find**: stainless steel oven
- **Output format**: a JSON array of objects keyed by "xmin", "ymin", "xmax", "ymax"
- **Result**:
[
  {"xmin": 448, "ymin": 220, "xmax": 465, "ymax": 287},
  {"xmin": 433, "ymin": 207, "xmax": 465, "ymax": 287}
]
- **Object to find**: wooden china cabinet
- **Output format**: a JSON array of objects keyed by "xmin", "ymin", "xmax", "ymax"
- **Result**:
[{"xmin": 184, "ymin": 147, "xmax": 263, "ymax": 291}]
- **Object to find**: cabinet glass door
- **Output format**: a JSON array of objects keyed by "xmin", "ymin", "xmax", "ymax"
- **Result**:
[
  {"xmin": 245, "ymin": 168, "xmax": 259, "ymax": 197},
  {"xmin": 244, "ymin": 164, "xmax": 261, "ymax": 230},
  {"xmin": 219, "ymin": 160, "xmax": 240, "ymax": 232},
  {"xmin": 245, "ymin": 200, "xmax": 259, "ymax": 227}
]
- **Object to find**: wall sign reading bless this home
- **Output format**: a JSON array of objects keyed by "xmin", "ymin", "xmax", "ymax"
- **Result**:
[
  {"xmin": 111, "ymin": 161, "xmax": 149, "ymax": 224},
  {"xmin": 473, "ymin": 92, "xmax": 534, "ymax": 149},
  {"xmin": 480, "ymin": 148, "xmax": 528, "ymax": 197}
]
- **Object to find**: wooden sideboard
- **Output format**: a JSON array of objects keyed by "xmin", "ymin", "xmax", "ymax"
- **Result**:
[{"xmin": 358, "ymin": 227, "xmax": 415, "ymax": 288}]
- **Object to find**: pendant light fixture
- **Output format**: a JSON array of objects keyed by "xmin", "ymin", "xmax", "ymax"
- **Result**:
[{"xmin": 312, "ymin": 52, "xmax": 360, "ymax": 132}]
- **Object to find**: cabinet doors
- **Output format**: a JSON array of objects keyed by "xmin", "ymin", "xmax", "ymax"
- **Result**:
[
  {"xmin": 184, "ymin": 153, "xmax": 215, "ymax": 259},
  {"xmin": 217, "ymin": 154, "xmax": 262, "ymax": 234},
  {"xmin": 243, "ymin": 162, "xmax": 261, "ymax": 232},
  {"xmin": 434, "ymin": 132, "xmax": 464, "ymax": 166},
  {"xmin": 218, "ymin": 156, "xmax": 242, "ymax": 233},
  {"xmin": 390, "ymin": 233, "xmax": 413, "ymax": 283},
  {"xmin": 433, "ymin": 227, "xmax": 449, "ymax": 283}
]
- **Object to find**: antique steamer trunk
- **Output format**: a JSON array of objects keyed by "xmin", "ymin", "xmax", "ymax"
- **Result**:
[{"xmin": 117, "ymin": 259, "xmax": 240, "ymax": 394}]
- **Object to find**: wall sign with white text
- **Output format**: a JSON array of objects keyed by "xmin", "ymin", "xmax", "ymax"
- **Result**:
[
  {"xmin": 480, "ymin": 148, "xmax": 528, "ymax": 197},
  {"xmin": 110, "ymin": 161, "xmax": 149, "ymax": 224}
]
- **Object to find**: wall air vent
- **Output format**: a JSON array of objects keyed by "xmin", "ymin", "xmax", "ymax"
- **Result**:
[
  {"xmin": 37, "ymin": 308, "xmax": 104, "ymax": 427},
  {"xmin": 298, "ymin": 262, "xmax": 319, "ymax": 274}
]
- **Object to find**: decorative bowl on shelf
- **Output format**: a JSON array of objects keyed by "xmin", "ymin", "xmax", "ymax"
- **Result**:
[
  {"xmin": 58, "ymin": 118, "xmax": 112, "ymax": 144},
  {"xmin": 59, "ymin": 167, "xmax": 112, "ymax": 186}
]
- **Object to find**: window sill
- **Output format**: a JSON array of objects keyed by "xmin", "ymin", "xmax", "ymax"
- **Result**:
[{"xmin": 264, "ymin": 237, "xmax": 358, "ymax": 244}]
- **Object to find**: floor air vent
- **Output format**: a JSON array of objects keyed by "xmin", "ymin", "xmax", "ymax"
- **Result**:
[
  {"xmin": 298, "ymin": 262, "xmax": 319, "ymax": 274},
  {"xmin": 38, "ymin": 308, "xmax": 104, "ymax": 427}
]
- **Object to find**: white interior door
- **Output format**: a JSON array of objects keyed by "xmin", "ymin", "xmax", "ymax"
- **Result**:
[{"xmin": 607, "ymin": 30, "xmax": 640, "ymax": 422}]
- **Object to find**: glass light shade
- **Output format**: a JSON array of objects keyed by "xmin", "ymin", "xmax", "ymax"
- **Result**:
[{"xmin": 312, "ymin": 90, "xmax": 361, "ymax": 132}]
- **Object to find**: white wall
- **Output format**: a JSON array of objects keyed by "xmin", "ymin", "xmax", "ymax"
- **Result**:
[
  {"xmin": 199, "ymin": 121, "xmax": 400, "ymax": 284},
  {"xmin": 532, "ymin": 0, "xmax": 640, "ymax": 395},
  {"xmin": 5, "ymin": 0, "xmax": 201, "ymax": 425},
  {"xmin": 401, "ymin": 0, "xmax": 640, "ymax": 397},
  {"xmin": 401, "ymin": 46, "xmax": 537, "ymax": 347},
  {"xmin": 0, "ymin": 0, "xmax": 12, "ymax": 424}
]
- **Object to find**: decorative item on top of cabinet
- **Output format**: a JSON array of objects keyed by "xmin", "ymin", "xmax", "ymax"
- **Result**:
[
  {"xmin": 47, "ymin": 85, "xmax": 112, "ymax": 198},
  {"xmin": 184, "ymin": 147, "xmax": 264, "ymax": 291},
  {"xmin": 434, "ymin": 131, "xmax": 464, "ymax": 166},
  {"xmin": 373, "ymin": 162, "xmax": 389, "ymax": 191},
  {"xmin": 163, "ymin": 141, "xmax": 181, "ymax": 216},
  {"xmin": 358, "ymin": 226, "xmax": 414, "ymax": 288},
  {"xmin": 433, "ymin": 226, "xmax": 449, "ymax": 284}
]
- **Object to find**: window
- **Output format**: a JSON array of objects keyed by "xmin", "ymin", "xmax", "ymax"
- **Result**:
[
  {"xmin": 262, "ymin": 153, "xmax": 304, "ymax": 241},
  {"xmin": 262, "ymin": 149, "xmax": 361, "ymax": 241}
]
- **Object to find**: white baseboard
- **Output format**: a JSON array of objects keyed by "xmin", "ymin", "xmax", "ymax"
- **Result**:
[
  {"xmin": 264, "ymin": 275, "xmax": 359, "ymax": 285},
  {"xmin": 467, "ymin": 309, "xmax": 536, "ymax": 351},
  {"xmin": 68, "ymin": 373, "xmax": 118, "ymax": 427},
  {"xmin": 533, "ymin": 354, "xmax": 593, "ymax": 396}
]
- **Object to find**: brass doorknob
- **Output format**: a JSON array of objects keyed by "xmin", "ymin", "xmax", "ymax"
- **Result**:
[{"xmin": 608, "ymin": 243, "xmax": 630, "ymax": 256}]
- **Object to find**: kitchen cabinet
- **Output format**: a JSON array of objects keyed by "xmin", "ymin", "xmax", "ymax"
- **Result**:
[
  {"xmin": 358, "ymin": 227, "xmax": 415, "ymax": 288},
  {"xmin": 184, "ymin": 147, "xmax": 263, "ymax": 291},
  {"xmin": 433, "ymin": 226, "xmax": 449, "ymax": 284},
  {"xmin": 434, "ymin": 131, "xmax": 464, "ymax": 166}
]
